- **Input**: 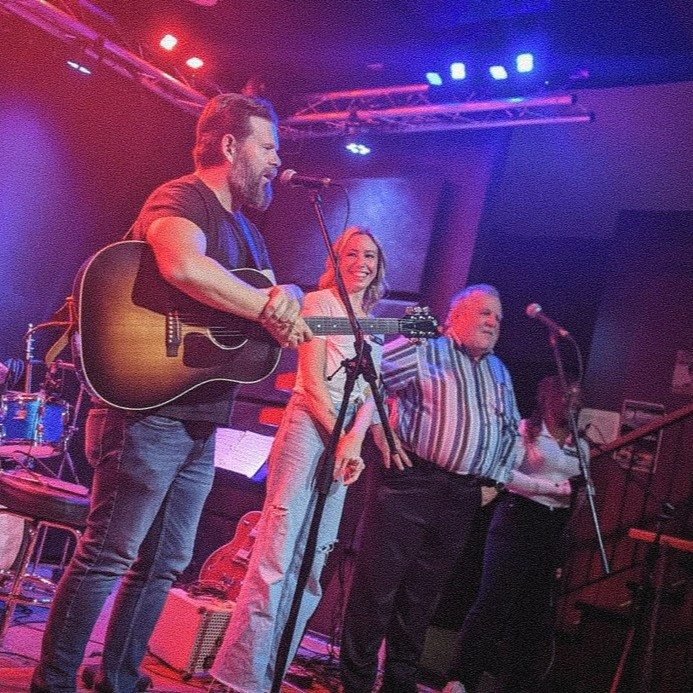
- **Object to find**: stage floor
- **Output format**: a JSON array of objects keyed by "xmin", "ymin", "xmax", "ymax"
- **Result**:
[{"xmin": 0, "ymin": 576, "xmax": 439, "ymax": 693}]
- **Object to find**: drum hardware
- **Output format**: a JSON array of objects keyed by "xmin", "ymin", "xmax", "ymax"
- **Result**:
[
  {"xmin": 55, "ymin": 377, "xmax": 85, "ymax": 485},
  {"xmin": 24, "ymin": 322, "xmax": 34, "ymax": 394},
  {"xmin": 0, "ymin": 353, "xmax": 85, "ymax": 479},
  {"xmin": 25, "ymin": 375, "xmax": 88, "ymax": 578},
  {"xmin": 23, "ymin": 318, "xmax": 74, "ymax": 395},
  {"xmin": 0, "ymin": 315, "xmax": 87, "ymax": 613},
  {"xmin": 0, "ymin": 320, "xmax": 75, "ymax": 463},
  {"xmin": 39, "ymin": 359, "xmax": 85, "ymax": 486}
]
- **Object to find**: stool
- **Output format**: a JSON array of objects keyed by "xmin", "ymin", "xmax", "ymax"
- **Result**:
[{"xmin": 0, "ymin": 469, "xmax": 90, "ymax": 643}]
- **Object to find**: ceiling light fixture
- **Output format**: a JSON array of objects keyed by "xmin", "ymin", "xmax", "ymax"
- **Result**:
[
  {"xmin": 450, "ymin": 62, "xmax": 467, "ymax": 80},
  {"xmin": 489, "ymin": 65, "xmax": 508, "ymax": 80},
  {"xmin": 159, "ymin": 34, "xmax": 178, "ymax": 51},
  {"xmin": 516, "ymin": 53, "xmax": 534, "ymax": 73},
  {"xmin": 66, "ymin": 59, "xmax": 92, "ymax": 75},
  {"xmin": 186, "ymin": 57, "xmax": 204, "ymax": 70}
]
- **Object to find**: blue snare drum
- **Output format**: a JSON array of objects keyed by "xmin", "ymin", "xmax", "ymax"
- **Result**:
[{"xmin": 0, "ymin": 392, "xmax": 69, "ymax": 459}]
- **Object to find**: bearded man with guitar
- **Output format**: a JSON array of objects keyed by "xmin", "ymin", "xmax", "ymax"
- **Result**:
[{"xmin": 31, "ymin": 93, "xmax": 311, "ymax": 693}]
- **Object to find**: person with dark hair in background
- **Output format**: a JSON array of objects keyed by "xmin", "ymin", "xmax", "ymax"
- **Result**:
[
  {"xmin": 442, "ymin": 375, "xmax": 585, "ymax": 693},
  {"xmin": 210, "ymin": 226, "xmax": 388, "ymax": 693},
  {"xmin": 339, "ymin": 284, "xmax": 522, "ymax": 693},
  {"xmin": 31, "ymin": 93, "xmax": 311, "ymax": 693}
]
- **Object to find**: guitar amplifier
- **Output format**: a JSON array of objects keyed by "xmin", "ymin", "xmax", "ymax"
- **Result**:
[{"xmin": 148, "ymin": 588, "xmax": 235, "ymax": 676}]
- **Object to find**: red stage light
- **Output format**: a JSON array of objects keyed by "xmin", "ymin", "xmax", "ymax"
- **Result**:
[
  {"xmin": 160, "ymin": 34, "xmax": 178, "ymax": 51},
  {"xmin": 186, "ymin": 57, "xmax": 204, "ymax": 70}
]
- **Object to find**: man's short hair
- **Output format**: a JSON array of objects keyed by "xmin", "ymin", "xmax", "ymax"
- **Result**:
[
  {"xmin": 448, "ymin": 284, "xmax": 500, "ymax": 313},
  {"xmin": 193, "ymin": 93, "xmax": 278, "ymax": 169}
]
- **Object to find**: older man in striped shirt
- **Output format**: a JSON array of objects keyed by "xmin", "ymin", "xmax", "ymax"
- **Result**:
[{"xmin": 340, "ymin": 284, "xmax": 522, "ymax": 693}]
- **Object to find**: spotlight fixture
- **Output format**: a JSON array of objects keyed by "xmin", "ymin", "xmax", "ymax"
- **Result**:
[
  {"xmin": 516, "ymin": 53, "xmax": 534, "ymax": 73},
  {"xmin": 159, "ymin": 34, "xmax": 178, "ymax": 51},
  {"xmin": 425, "ymin": 71, "xmax": 443, "ymax": 86},
  {"xmin": 489, "ymin": 65, "xmax": 508, "ymax": 80},
  {"xmin": 66, "ymin": 59, "xmax": 92, "ymax": 75},
  {"xmin": 450, "ymin": 62, "xmax": 467, "ymax": 80},
  {"xmin": 345, "ymin": 142, "xmax": 371, "ymax": 155},
  {"xmin": 186, "ymin": 56, "xmax": 204, "ymax": 70}
]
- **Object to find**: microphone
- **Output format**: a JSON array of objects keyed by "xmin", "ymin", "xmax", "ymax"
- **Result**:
[
  {"xmin": 278, "ymin": 169, "xmax": 334, "ymax": 189},
  {"xmin": 525, "ymin": 303, "xmax": 571, "ymax": 338}
]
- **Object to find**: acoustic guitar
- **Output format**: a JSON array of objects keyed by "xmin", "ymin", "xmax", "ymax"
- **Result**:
[
  {"xmin": 75, "ymin": 241, "xmax": 439, "ymax": 411},
  {"xmin": 198, "ymin": 510, "xmax": 261, "ymax": 602}
]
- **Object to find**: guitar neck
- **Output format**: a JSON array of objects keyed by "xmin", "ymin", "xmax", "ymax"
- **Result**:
[{"xmin": 305, "ymin": 316, "xmax": 400, "ymax": 335}]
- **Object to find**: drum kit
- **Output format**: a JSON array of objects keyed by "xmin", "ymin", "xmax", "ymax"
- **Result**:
[{"xmin": 0, "ymin": 314, "xmax": 88, "ymax": 581}]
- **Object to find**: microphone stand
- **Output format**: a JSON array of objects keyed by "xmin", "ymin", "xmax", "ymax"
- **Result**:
[
  {"xmin": 549, "ymin": 332, "xmax": 610, "ymax": 575},
  {"xmin": 270, "ymin": 191, "xmax": 398, "ymax": 692}
]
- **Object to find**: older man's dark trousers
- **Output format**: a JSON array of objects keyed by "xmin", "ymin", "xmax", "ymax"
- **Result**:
[{"xmin": 340, "ymin": 455, "xmax": 481, "ymax": 693}]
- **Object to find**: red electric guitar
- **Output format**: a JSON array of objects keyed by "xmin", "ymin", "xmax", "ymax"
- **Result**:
[{"xmin": 198, "ymin": 510, "xmax": 261, "ymax": 602}]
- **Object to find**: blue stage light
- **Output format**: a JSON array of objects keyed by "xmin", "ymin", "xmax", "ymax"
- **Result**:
[
  {"xmin": 516, "ymin": 53, "xmax": 534, "ymax": 73},
  {"xmin": 450, "ymin": 62, "xmax": 466, "ymax": 80},
  {"xmin": 489, "ymin": 65, "xmax": 508, "ymax": 80},
  {"xmin": 346, "ymin": 142, "xmax": 371, "ymax": 155},
  {"xmin": 425, "ymin": 71, "xmax": 443, "ymax": 86}
]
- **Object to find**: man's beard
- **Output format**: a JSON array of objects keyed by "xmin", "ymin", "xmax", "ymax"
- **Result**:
[{"xmin": 229, "ymin": 158, "xmax": 273, "ymax": 211}]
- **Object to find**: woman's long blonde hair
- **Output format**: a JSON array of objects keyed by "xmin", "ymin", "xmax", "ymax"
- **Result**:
[{"xmin": 318, "ymin": 226, "xmax": 387, "ymax": 313}]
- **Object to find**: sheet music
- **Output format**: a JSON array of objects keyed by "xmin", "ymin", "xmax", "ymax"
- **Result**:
[{"xmin": 214, "ymin": 428, "xmax": 274, "ymax": 478}]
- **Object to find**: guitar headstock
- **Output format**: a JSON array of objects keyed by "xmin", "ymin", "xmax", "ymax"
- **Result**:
[{"xmin": 400, "ymin": 307, "xmax": 440, "ymax": 340}]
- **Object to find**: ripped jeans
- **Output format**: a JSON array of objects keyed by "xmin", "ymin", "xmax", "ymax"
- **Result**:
[{"xmin": 210, "ymin": 395, "xmax": 355, "ymax": 693}]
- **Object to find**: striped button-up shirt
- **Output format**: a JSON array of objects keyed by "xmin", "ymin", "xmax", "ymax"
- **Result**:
[{"xmin": 381, "ymin": 335, "xmax": 521, "ymax": 483}]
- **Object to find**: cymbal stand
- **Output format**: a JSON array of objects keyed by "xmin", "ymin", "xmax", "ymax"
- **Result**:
[
  {"xmin": 55, "ymin": 370, "xmax": 85, "ymax": 486},
  {"xmin": 24, "ymin": 323, "xmax": 35, "ymax": 393}
]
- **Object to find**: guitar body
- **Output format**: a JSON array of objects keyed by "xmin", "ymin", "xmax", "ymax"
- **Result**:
[
  {"xmin": 76, "ymin": 241, "xmax": 281, "ymax": 410},
  {"xmin": 199, "ymin": 510, "xmax": 261, "ymax": 602}
]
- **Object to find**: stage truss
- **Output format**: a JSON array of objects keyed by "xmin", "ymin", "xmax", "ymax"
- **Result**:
[
  {"xmin": 3, "ymin": 0, "xmax": 595, "ymax": 137},
  {"xmin": 280, "ymin": 85, "xmax": 593, "ymax": 140}
]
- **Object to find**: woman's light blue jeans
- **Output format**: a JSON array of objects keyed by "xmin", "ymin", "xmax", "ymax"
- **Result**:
[{"xmin": 211, "ymin": 395, "xmax": 354, "ymax": 693}]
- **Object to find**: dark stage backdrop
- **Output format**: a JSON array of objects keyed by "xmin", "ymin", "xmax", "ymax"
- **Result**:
[{"xmin": 0, "ymin": 26, "xmax": 197, "ymax": 384}]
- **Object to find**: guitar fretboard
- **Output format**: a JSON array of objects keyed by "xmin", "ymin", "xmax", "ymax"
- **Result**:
[{"xmin": 305, "ymin": 317, "xmax": 400, "ymax": 335}]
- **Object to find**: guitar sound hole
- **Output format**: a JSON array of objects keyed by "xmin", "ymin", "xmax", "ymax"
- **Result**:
[{"xmin": 209, "ymin": 327, "xmax": 247, "ymax": 349}]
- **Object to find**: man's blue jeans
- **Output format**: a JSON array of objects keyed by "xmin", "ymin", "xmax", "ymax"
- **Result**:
[{"xmin": 33, "ymin": 407, "xmax": 216, "ymax": 692}]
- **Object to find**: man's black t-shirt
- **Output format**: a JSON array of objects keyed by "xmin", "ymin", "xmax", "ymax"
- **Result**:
[{"xmin": 128, "ymin": 174, "xmax": 273, "ymax": 425}]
